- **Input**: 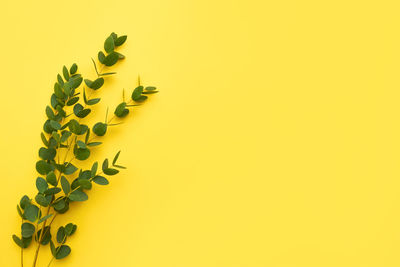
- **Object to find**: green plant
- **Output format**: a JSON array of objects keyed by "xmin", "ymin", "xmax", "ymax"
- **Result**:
[{"xmin": 12, "ymin": 32, "xmax": 158, "ymax": 267}]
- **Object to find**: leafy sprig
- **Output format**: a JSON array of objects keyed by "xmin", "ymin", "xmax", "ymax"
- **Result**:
[{"xmin": 12, "ymin": 32, "xmax": 158, "ymax": 267}]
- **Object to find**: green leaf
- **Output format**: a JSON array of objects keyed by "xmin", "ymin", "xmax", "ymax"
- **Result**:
[
  {"xmin": 54, "ymin": 83, "xmax": 64, "ymax": 98},
  {"xmin": 63, "ymin": 82, "xmax": 72, "ymax": 96},
  {"xmin": 93, "ymin": 176, "xmax": 109, "ymax": 185},
  {"xmin": 50, "ymin": 240, "xmax": 56, "ymax": 256},
  {"xmin": 12, "ymin": 235, "xmax": 23, "ymax": 248},
  {"xmin": 104, "ymin": 35, "xmax": 115, "ymax": 53},
  {"xmin": 70, "ymin": 76, "xmax": 83, "ymax": 89},
  {"xmin": 20, "ymin": 195, "xmax": 31, "ymax": 209},
  {"xmin": 70, "ymin": 63, "xmax": 78, "ymax": 74},
  {"xmin": 55, "ymin": 245, "xmax": 71, "ymax": 259},
  {"xmin": 98, "ymin": 51, "xmax": 105, "ymax": 64},
  {"xmin": 41, "ymin": 132, "xmax": 49, "ymax": 147},
  {"xmin": 61, "ymin": 176, "xmax": 70, "ymax": 194},
  {"xmin": 87, "ymin": 98, "xmax": 101, "ymax": 105},
  {"xmin": 56, "ymin": 226, "xmax": 65, "ymax": 243},
  {"xmin": 62, "ymin": 66, "xmax": 70, "ymax": 81},
  {"xmin": 64, "ymin": 163, "xmax": 78, "ymax": 175},
  {"xmin": 114, "ymin": 102, "xmax": 129, "ymax": 118},
  {"xmin": 68, "ymin": 190, "xmax": 88, "ymax": 202},
  {"xmin": 103, "ymin": 168, "xmax": 119, "ymax": 175},
  {"xmin": 87, "ymin": 141, "xmax": 102, "ymax": 147},
  {"xmin": 92, "ymin": 122, "xmax": 107, "ymax": 136},
  {"xmin": 44, "ymin": 187, "xmax": 61, "ymax": 195},
  {"xmin": 102, "ymin": 158, "xmax": 109, "ymax": 171},
  {"xmin": 68, "ymin": 119, "xmax": 81, "ymax": 134},
  {"xmin": 145, "ymin": 86, "xmax": 157, "ymax": 91},
  {"xmin": 24, "ymin": 204, "xmax": 40, "ymax": 222},
  {"xmin": 142, "ymin": 90, "xmax": 159, "ymax": 94},
  {"xmin": 46, "ymin": 106, "xmax": 55, "ymax": 120},
  {"xmin": 36, "ymin": 177, "xmax": 48, "ymax": 193},
  {"xmin": 134, "ymin": 95, "xmax": 148, "ymax": 102},
  {"xmin": 50, "ymin": 120, "xmax": 61, "ymax": 130},
  {"xmin": 52, "ymin": 132, "xmax": 60, "ymax": 143},
  {"xmin": 77, "ymin": 108, "xmax": 91, "ymax": 118},
  {"xmin": 46, "ymin": 171, "xmax": 57, "ymax": 186},
  {"xmin": 112, "ymin": 151, "xmax": 121, "ymax": 165},
  {"xmin": 91, "ymin": 162, "xmax": 98, "ymax": 177},
  {"xmin": 35, "ymin": 194, "xmax": 50, "ymax": 207},
  {"xmin": 36, "ymin": 160, "xmax": 55, "ymax": 175},
  {"xmin": 78, "ymin": 179, "xmax": 92, "ymax": 190},
  {"xmin": 38, "ymin": 214, "xmax": 53, "ymax": 224},
  {"xmin": 103, "ymin": 51, "xmax": 119, "ymax": 66},
  {"xmin": 57, "ymin": 74, "xmax": 64, "ymax": 86},
  {"xmin": 115, "ymin": 52, "xmax": 125, "ymax": 59},
  {"xmin": 131, "ymin": 86, "xmax": 143, "ymax": 101},
  {"xmin": 66, "ymin": 96, "xmax": 79, "ymax": 106},
  {"xmin": 115, "ymin": 35, "xmax": 127, "ymax": 46},
  {"xmin": 74, "ymin": 146, "xmax": 90, "ymax": 161},
  {"xmin": 21, "ymin": 223, "xmax": 35, "ymax": 238},
  {"xmin": 53, "ymin": 198, "xmax": 66, "ymax": 212},
  {"xmin": 39, "ymin": 147, "xmax": 56, "ymax": 161},
  {"xmin": 85, "ymin": 78, "xmax": 104, "ymax": 90},
  {"xmin": 12, "ymin": 235, "xmax": 31, "ymax": 248},
  {"xmin": 65, "ymin": 223, "xmax": 77, "ymax": 236},
  {"xmin": 99, "ymin": 72, "xmax": 116, "ymax": 76}
]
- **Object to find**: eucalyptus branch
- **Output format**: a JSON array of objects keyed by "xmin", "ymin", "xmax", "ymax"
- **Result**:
[{"xmin": 12, "ymin": 32, "xmax": 158, "ymax": 266}]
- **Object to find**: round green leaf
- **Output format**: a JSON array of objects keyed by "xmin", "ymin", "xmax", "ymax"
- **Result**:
[
  {"xmin": 115, "ymin": 35, "xmax": 127, "ymax": 46},
  {"xmin": 103, "ymin": 52, "xmax": 119, "ymax": 66},
  {"xmin": 36, "ymin": 160, "xmax": 54, "ymax": 175},
  {"xmin": 104, "ymin": 35, "xmax": 115, "ymax": 53},
  {"xmin": 98, "ymin": 51, "xmax": 105, "ymax": 63},
  {"xmin": 35, "ymin": 194, "xmax": 50, "ymax": 207},
  {"xmin": 20, "ymin": 195, "xmax": 31, "ymax": 210},
  {"xmin": 92, "ymin": 122, "xmax": 107, "ymax": 136},
  {"xmin": 78, "ymin": 179, "xmax": 92, "ymax": 190},
  {"xmin": 21, "ymin": 223, "xmax": 35, "ymax": 238},
  {"xmin": 44, "ymin": 187, "xmax": 61, "ymax": 195},
  {"xmin": 74, "ymin": 147, "xmax": 90, "ymax": 161},
  {"xmin": 114, "ymin": 102, "xmax": 129, "ymax": 118},
  {"xmin": 46, "ymin": 171, "xmax": 57, "ymax": 186},
  {"xmin": 39, "ymin": 147, "xmax": 56, "ymax": 161},
  {"xmin": 131, "ymin": 86, "xmax": 143, "ymax": 100},
  {"xmin": 65, "ymin": 223, "xmax": 77, "ymax": 236},
  {"xmin": 55, "ymin": 245, "xmax": 71, "ymax": 259},
  {"xmin": 36, "ymin": 177, "xmax": 48, "ymax": 193},
  {"xmin": 68, "ymin": 190, "xmax": 88, "ymax": 202},
  {"xmin": 24, "ymin": 204, "xmax": 40, "ymax": 222}
]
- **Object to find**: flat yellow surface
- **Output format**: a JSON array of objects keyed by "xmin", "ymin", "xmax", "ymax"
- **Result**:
[{"xmin": 1, "ymin": 0, "xmax": 400, "ymax": 266}]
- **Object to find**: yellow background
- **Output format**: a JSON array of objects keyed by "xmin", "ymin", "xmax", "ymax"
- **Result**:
[{"xmin": 1, "ymin": 0, "xmax": 400, "ymax": 266}]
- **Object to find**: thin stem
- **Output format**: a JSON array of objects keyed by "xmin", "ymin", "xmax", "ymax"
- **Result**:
[
  {"xmin": 31, "ymin": 205, "xmax": 51, "ymax": 267},
  {"xmin": 20, "ymin": 218, "xmax": 24, "ymax": 267},
  {"xmin": 47, "ymin": 257, "xmax": 54, "ymax": 267}
]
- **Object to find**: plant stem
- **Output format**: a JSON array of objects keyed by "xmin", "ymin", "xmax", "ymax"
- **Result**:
[
  {"xmin": 31, "ymin": 205, "xmax": 50, "ymax": 267},
  {"xmin": 20, "ymin": 218, "xmax": 24, "ymax": 267}
]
